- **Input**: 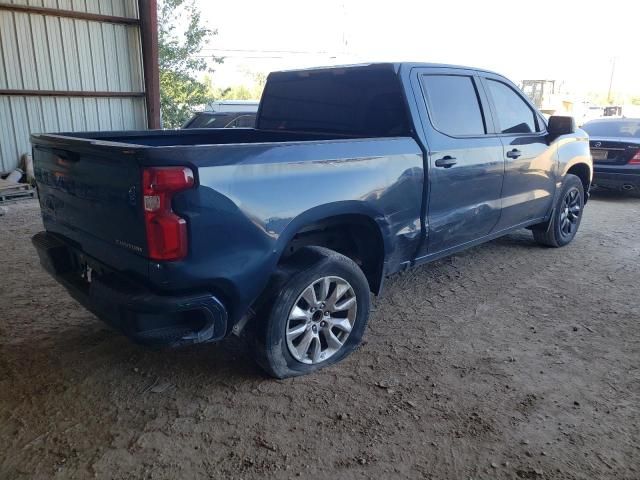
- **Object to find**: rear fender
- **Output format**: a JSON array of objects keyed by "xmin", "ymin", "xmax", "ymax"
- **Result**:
[{"xmin": 275, "ymin": 200, "xmax": 392, "ymax": 266}]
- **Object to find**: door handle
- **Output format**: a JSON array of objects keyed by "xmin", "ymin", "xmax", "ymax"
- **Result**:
[
  {"xmin": 435, "ymin": 156, "xmax": 457, "ymax": 168},
  {"xmin": 506, "ymin": 149, "xmax": 522, "ymax": 159}
]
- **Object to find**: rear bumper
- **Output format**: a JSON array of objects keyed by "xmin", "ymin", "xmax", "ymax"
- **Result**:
[
  {"xmin": 32, "ymin": 231, "xmax": 228, "ymax": 346},
  {"xmin": 593, "ymin": 169, "xmax": 640, "ymax": 190}
]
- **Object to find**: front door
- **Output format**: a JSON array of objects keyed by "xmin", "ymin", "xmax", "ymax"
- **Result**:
[
  {"xmin": 480, "ymin": 75, "xmax": 556, "ymax": 229},
  {"xmin": 412, "ymin": 68, "xmax": 505, "ymax": 256}
]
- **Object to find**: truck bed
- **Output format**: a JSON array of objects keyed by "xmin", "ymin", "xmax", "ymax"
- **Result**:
[{"xmin": 30, "ymin": 129, "xmax": 422, "ymax": 296}]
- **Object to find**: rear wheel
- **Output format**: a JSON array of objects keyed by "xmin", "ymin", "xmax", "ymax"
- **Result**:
[
  {"xmin": 533, "ymin": 174, "xmax": 584, "ymax": 247},
  {"xmin": 252, "ymin": 247, "xmax": 370, "ymax": 378}
]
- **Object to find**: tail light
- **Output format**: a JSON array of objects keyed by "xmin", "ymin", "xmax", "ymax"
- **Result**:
[
  {"xmin": 142, "ymin": 167, "xmax": 194, "ymax": 261},
  {"xmin": 629, "ymin": 150, "xmax": 640, "ymax": 165}
]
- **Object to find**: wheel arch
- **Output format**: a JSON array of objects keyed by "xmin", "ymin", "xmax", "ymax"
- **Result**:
[
  {"xmin": 275, "ymin": 202, "xmax": 390, "ymax": 295},
  {"xmin": 565, "ymin": 162, "xmax": 592, "ymax": 203}
]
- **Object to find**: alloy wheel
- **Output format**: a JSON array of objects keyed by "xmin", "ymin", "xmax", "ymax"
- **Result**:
[
  {"xmin": 559, "ymin": 187, "xmax": 582, "ymax": 238},
  {"xmin": 285, "ymin": 276, "xmax": 357, "ymax": 364}
]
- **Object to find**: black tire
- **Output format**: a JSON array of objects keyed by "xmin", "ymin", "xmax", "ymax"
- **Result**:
[
  {"xmin": 252, "ymin": 246, "xmax": 370, "ymax": 379},
  {"xmin": 532, "ymin": 174, "xmax": 585, "ymax": 247}
]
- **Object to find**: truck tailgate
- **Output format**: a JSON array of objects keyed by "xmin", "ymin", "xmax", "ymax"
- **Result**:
[{"xmin": 34, "ymin": 145, "xmax": 148, "ymax": 259}]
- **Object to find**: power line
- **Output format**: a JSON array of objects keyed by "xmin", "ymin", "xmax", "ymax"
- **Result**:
[
  {"xmin": 194, "ymin": 55, "xmax": 288, "ymax": 59},
  {"xmin": 199, "ymin": 48, "xmax": 332, "ymax": 55}
]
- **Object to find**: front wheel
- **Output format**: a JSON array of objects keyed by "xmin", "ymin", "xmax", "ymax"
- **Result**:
[
  {"xmin": 532, "ymin": 174, "xmax": 585, "ymax": 247},
  {"xmin": 252, "ymin": 247, "xmax": 371, "ymax": 378}
]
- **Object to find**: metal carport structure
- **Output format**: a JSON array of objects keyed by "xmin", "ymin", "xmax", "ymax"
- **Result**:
[{"xmin": 0, "ymin": 0, "xmax": 159, "ymax": 173}]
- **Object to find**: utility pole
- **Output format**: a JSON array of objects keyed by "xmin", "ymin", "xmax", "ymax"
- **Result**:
[
  {"xmin": 340, "ymin": 1, "xmax": 348, "ymax": 56},
  {"xmin": 607, "ymin": 57, "xmax": 616, "ymax": 105}
]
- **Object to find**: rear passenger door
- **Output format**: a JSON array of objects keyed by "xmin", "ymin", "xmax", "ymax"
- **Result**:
[
  {"xmin": 412, "ymin": 68, "xmax": 505, "ymax": 256},
  {"xmin": 480, "ymin": 75, "xmax": 555, "ymax": 230}
]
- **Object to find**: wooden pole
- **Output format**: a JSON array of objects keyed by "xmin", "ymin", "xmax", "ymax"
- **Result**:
[{"xmin": 607, "ymin": 57, "xmax": 616, "ymax": 105}]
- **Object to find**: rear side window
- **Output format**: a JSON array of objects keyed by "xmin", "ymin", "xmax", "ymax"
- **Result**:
[
  {"xmin": 420, "ymin": 75, "xmax": 486, "ymax": 136},
  {"xmin": 486, "ymin": 80, "xmax": 538, "ymax": 134}
]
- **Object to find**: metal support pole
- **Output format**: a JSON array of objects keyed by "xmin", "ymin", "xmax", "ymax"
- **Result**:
[{"xmin": 138, "ymin": 0, "xmax": 161, "ymax": 129}]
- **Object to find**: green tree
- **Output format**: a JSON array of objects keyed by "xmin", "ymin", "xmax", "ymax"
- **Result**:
[
  {"xmin": 204, "ymin": 70, "xmax": 267, "ymax": 101},
  {"xmin": 243, "ymin": 69, "xmax": 267, "ymax": 99},
  {"xmin": 217, "ymin": 85, "xmax": 254, "ymax": 100},
  {"xmin": 158, "ymin": 0, "xmax": 221, "ymax": 128}
]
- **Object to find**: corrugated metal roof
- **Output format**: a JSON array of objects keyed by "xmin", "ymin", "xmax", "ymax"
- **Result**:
[{"xmin": 0, "ymin": 0, "xmax": 145, "ymax": 173}]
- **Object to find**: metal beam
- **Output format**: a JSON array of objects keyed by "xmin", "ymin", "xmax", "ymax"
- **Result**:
[
  {"xmin": 138, "ymin": 0, "xmax": 161, "ymax": 129},
  {"xmin": 0, "ymin": 90, "xmax": 145, "ymax": 98},
  {"xmin": 0, "ymin": 3, "xmax": 140, "ymax": 25}
]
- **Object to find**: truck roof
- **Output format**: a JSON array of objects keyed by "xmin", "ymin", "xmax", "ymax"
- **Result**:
[{"xmin": 271, "ymin": 62, "xmax": 503, "ymax": 77}]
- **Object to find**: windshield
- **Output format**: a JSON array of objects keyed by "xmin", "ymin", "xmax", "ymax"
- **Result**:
[{"xmin": 582, "ymin": 120, "xmax": 640, "ymax": 138}]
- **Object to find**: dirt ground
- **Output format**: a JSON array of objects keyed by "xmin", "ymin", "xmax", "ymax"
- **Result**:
[{"xmin": 0, "ymin": 194, "xmax": 638, "ymax": 480}]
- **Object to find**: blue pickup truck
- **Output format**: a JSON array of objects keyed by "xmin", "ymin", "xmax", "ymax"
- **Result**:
[{"xmin": 31, "ymin": 63, "xmax": 592, "ymax": 378}]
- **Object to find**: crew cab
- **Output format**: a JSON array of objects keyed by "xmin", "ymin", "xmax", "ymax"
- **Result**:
[{"xmin": 31, "ymin": 63, "xmax": 592, "ymax": 378}]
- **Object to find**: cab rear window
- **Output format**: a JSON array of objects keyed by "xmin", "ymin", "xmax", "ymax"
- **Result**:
[{"xmin": 258, "ymin": 67, "xmax": 410, "ymax": 137}]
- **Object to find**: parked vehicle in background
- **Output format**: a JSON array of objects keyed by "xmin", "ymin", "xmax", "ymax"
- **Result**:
[
  {"xmin": 583, "ymin": 118, "xmax": 640, "ymax": 197},
  {"xmin": 182, "ymin": 100, "xmax": 259, "ymax": 129},
  {"xmin": 603, "ymin": 106, "xmax": 623, "ymax": 117},
  {"xmin": 30, "ymin": 63, "xmax": 592, "ymax": 378},
  {"xmin": 576, "ymin": 105, "xmax": 605, "ymax": 126},
  {"xmin": 182, "ymin": 112, "xmax": 257, "ymax": 129},
  {"xmin": 520, "ymin": 79, "xmax": 572, "ymax": 117}
]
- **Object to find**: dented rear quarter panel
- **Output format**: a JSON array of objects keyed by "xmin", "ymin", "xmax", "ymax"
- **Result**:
[{"xmin": 148, "ymin": 137, "xmax": 424, "ymax": 323}]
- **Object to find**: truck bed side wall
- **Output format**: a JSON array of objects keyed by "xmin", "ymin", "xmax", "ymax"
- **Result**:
[{"xmin": 149, "ymin": 137, "xmax": 424, "ymax": 325}]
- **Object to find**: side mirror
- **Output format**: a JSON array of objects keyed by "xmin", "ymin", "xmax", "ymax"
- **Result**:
[{"xmin": 548, "ymin": 116, "xmax": 576, "ymax": 138}]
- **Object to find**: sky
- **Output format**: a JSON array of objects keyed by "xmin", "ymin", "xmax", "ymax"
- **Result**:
[{"xmin": 198, "ymin": 0, "xmax": 640, "ymax": 97}]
